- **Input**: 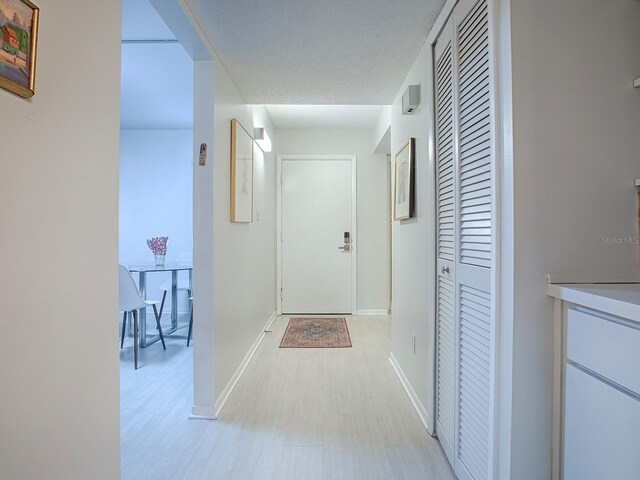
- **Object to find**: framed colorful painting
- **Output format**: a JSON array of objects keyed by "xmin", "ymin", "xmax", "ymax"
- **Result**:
[
  {"xmin": 0, "ymin": 0, "xmax": 38, "ymax": 98},
  {"xmin": 394, "ymin": 138, "xmax": 415, "ymax": 220}
]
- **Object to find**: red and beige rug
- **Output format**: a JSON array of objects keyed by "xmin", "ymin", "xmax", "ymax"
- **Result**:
[{"xmin": 280, "ymin": 317, "xmax": 352, "ymax": 348}]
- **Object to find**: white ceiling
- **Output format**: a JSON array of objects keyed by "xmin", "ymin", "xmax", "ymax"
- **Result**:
[
  {"xmin": 266, "ymin": 105, "xmax": 383, "ymax": 129},
  {"xmin": 185, "ymin": 0, "xmax": 446, "ymax": 105},
  {"xmin": 121, "ymin": 0, "xmax": 193, "ymax": 129},
  {"xmin": 120, "ymin": 0, "xmax": 446, "ymax": 129},
  {"xmin": 122, "ymin": 0, "xmax": 175, "ymax": 40}
]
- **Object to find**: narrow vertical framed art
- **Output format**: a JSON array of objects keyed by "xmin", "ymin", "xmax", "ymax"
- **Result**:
[
  {"xmin": 394, "ymin": 138, "xmax": 415, "ymax": 220},
  {"xmin": 230, "ymin": 118, "xmax": 254, "ymax": 223}
]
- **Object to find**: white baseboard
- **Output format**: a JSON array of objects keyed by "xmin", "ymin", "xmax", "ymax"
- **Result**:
[
  {"xmin": 189, "ymin": 404, "xmax": 217, "ymax": 420},
  {"xmin": 213, "ymin": 311, "xmax": 278, "ymax": 418},
  {"xmin": 356, "ymin": 309, "xmax": 389, "ymax": 316},
  {"xmin": 389, "ymin": 353, "xmax": 431, "ymax": 432}
]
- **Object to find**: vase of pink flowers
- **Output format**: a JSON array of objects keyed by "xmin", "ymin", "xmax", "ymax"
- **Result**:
[{"xmin": 147, "ymin": 236, "xmax": 168, "ymax": 266}]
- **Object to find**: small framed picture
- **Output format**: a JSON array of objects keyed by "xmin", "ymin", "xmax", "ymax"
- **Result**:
[
  {"xmin": 394, "ymin": 138, "xmax": 415, "ymax": 220},
  {"xmin": 0, "ymin": 0, "xmax": 39, "ymax": 98}
]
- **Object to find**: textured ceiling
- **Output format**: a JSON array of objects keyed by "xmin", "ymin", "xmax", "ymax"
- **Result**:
[{"xmin": 186, "ymin": 0, "xmax": 446, "ymax": 104}]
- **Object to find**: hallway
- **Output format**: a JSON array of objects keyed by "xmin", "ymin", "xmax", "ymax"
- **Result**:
[{"xmin": 121, "ymin": 315, "xmax": 454, "ymax": 479}]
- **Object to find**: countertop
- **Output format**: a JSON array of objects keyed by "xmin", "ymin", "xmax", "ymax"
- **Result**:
[{"xmin": 547, "ymin": 283, "xmax": 640, "ymax": 322}]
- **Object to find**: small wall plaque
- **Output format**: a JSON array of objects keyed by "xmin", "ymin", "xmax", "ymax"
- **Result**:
[{"xmin": 199, "ymin": 143, "xmax": 207, "ymax": 166}]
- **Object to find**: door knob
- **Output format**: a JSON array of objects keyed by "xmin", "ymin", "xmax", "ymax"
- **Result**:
[
  {"xmin": 339, "ymin": 245, "xmax": 352, "ymax": 251},
  {"xmin": 441, "ymin": 266, "xmax": 450, "ymax": 274}
]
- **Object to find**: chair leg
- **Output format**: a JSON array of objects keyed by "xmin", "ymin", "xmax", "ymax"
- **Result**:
[
  {"xmin": 120, "ymin": 311, "xmax": 128, "ymax": 349},
  {"xmin": 187, "ymin": 303, "xmax": 193, "ymax": 347},
  {"xmin": 133, "ymin": 310, "xmax": 139, "ymax": 370},
  {"xmin": 152, "ymin": 304, "xmax": 166, "ymax": 350},
  {"xmin": 157, "ymin": 290, "xmax": 167, "ymax": 327}
]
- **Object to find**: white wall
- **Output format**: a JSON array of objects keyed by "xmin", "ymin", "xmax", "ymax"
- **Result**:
[
  {"xmin": 387, "ymin": 43, "xmax": 437, "ymax": 428},
  {"xmin": 191, "ymin": 54, "xmax": 278, "ymax": 414},
  {"xmin": 192, "ymin": 60, "xmax": 216, "ymax": 417},
  {"xmin": 276, "ymin": 128, "xmax": 390, "ymax": 313},
  {"xmin": 119, "ymin": 129, "xmax": 193, "ymax": 313},
  {"xmin": 120, "ymin": 42, "xmax": 193, "ymax": 129},
  {"xmin": 373, "ymin": 105, "xmax": 392, "ymax": 154},
  {"xmin": 213, "ymin": 80, "xmax": 277, "ymax": 404},
  {"xmin": 0, "ymin": 0, "xmax": 121, "ymax": 478},
  {"xmin": 505, "ymin": 0, "xmax": 640, "ymax": 477}
]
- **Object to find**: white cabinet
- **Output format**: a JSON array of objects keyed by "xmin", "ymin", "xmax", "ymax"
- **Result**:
[
  {"xmin": 564, "ymin": 364, "xmax": 640, "ymax": 480},
  {"xmin": 566, "ymin": 308, "xmax": 640, "ymax": 395},
  {"xmin": 548, "ymin": 283, "xmax": 640, "ymax": 480}
]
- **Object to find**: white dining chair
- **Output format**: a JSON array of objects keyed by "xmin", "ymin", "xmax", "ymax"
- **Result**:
[
  {"xmin": 157, "ymin": 251, "xmax": 192, "ymax": 325},
  {"xmin": 187, "ymin": 296, "xmax": 194, "ymax": 347},
  {"xmin": 119, "ymin": 265, "xmax": 166, "ymax": 369}
]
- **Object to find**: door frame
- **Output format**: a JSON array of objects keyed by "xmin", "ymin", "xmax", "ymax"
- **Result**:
[{"xmin": 276, "ymin": 155, "xmax": 358, "ymax": 315}]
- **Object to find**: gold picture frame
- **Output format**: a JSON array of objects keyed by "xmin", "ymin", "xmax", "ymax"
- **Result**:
[
  {"xmin": 0, "ymin": 0, "xmax": 39, "ymax": 98},
  {"xmin": 230, "ymin": 118, "xmax": 254, "ymax": 223},
  {"xmin": 394, "ymin": 138, "xmax": 415, "ymax": 221}
]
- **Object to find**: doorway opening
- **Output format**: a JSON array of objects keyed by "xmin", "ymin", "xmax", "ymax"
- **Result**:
[
  {"xmin": 119, "ymin": 0, "xmax": 194, "ymax": 362},
  {"xmin": 118, "ymin": 0, "xmax": 216, "ymax": 430}
]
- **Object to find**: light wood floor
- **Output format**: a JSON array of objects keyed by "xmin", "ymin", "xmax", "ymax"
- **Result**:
[{"xmin": 120, "ymin": 315, "xmax": 455, "ymax": 480}]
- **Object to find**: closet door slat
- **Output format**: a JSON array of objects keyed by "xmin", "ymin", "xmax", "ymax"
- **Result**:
[{"xmin": 437, "ymin": 40, "xmax": 455, "ymax": 263}]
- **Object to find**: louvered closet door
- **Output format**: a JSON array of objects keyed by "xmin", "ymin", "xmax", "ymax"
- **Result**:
[
  {"xmin": 453, "ymin": 0, "xmax": 494, "ymax": 479},
  {"xmin": 434, "ymin": 16, "xmax": 456, "ymax": 468},
  {"xmin": 433, "ymin": 0, "xmax": 495, "ymax": 479}
]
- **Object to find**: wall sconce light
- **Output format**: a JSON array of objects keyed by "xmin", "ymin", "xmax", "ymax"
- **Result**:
[
  {"xmin": 254, "ymin": 127, "xmax": 272, "ymax": 153},
  {"xmin": 402, "ymin": 84, "xmax": 421, "ymax": 115}
]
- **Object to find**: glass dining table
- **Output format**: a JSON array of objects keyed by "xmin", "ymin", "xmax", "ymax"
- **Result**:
[{"xmin": 127, "ymin": 263, "xmax": 193, "ymax": 347}]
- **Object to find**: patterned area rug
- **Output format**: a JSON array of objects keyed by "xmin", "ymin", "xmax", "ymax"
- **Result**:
[{"xmin": 280, "ymin": 317, "xmax": 352, "ymax": 348}]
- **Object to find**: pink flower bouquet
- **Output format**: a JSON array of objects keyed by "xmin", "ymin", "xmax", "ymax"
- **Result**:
[{"xmin": 147, "ymin": 236, "xmax": 168, "ymax": 256}]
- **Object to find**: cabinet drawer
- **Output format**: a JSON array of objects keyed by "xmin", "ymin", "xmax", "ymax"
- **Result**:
[
  {"xmin": 567, "ymin": 308, "xmax": 640, "ymax": 395},
  {"xmin": 564, "ymin": 364, "xmax": 640, "ymax": 480}
]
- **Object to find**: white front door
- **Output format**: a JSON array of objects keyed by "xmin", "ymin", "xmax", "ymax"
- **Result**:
[{"xmin": 280, "ymin": 158, "xmax": 354, "ymax": 314}]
